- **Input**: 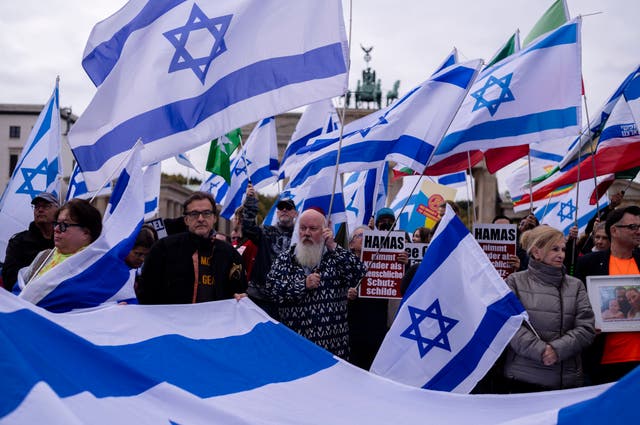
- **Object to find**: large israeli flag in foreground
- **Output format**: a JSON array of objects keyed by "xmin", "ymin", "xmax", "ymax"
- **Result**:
[
  {"xmin": 372, "ymin": 206, "xmax": 528, "ymax": 393},
  {"xmin": 69, "ymin": 0, "xmax": 348, "ymax": 190},
  {"xmin": 1, "ymin": 289, "xmax": 630, "ymax": 425},
  {"xmin": 15, "ymin": 145, "xmax": 144, "ymax": 312},
  {"xmin": 430, "ymin": 18, "xmax": 582, "ymax": 163},
  {"xmin": 286, "ymin": 59, "xmax": 482, "ymax": 189},
  {"xmin": 0, "ymin": 82, "xmax": 61, "ymax": 261}
]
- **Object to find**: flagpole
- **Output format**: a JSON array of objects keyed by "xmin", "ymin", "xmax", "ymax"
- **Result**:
[
  {"xmin": 527, "ymin": 151, "xmax": 534, "ymax": 213},
  {"xmin": 582, "ymin": 86, "xmax": 601, "ymax": 217},
  {"xmin": 466, "ymin": 151, "xmax": 476, "ymax": 226},
  {"xmin": 54, "ymin": 75, "xmax": 63, "ymax": 205},
  {"xmin": 327, "ymin": 0, "xmax": 353, "ymax": 221}
]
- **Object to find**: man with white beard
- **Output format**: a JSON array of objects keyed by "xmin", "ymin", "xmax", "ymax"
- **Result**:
[{"xmin": 263, "ymin": 207, "xmax": 367, "ymax": 359}]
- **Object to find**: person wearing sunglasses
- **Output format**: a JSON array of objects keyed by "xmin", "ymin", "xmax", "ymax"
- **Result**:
[
  {"xmin": 576, "ymin": 205, "xmax": 640, "ymax": 385},
  {"xmin": 138, "ymin": 192, "xmax": 246, "ymax": 305},
  {"xmin": 19, "ymin": 199, "xmax": 102, "ymax": 284},
  {"xmin": 2, "ymin": 192, "xmax": 59, "ymax": 291}
]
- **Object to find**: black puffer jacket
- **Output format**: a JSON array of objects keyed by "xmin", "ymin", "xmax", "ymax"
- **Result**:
[{"xmin": 503, "ymin": 258, "xmax": 595, "ymax": 389}]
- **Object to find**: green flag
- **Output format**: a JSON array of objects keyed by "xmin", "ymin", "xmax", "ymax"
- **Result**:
[
  {"xmin": 206, "ymin": 128, "xmax": 242, "ymax": 183},
  {"xmin": 485, "ymin": 32, "xmax": 520, "ymax": 69},
  {"xmin": 523, "ymin": 0, "xmax": 569, "ymax": 46}
]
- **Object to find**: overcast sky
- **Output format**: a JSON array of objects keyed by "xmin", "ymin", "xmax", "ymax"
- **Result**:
[{"xmin": 1, "ymin": 0, "xmax": 638, "ymax": 188}]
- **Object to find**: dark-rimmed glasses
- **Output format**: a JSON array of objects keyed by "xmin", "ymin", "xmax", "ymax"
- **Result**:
[
  {"xmin": 615, "ymin": 224, "xmax": 640, "ymax": 231},
  {"xmin": 185, "ymin": 210, "xmax": 214, "ymax": 219},
  {"xmin": 53, "ymin": 221, "xmax": 84, "ymax": 232}
]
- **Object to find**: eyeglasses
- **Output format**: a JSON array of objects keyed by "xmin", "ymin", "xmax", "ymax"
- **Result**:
[
  {"xmin": 277, "ymin": 205, "xmax": 294, "ymax": 211},
  {"xmin": 615, "ymin": 224, "xmax": 640, "ymax": 231},
  {"xmin": 32, "ymin": 203, "xmax": 54, "ymax": 210},
  {"xmin": 351, "ymin": 233, "xmax": 364, "ymax": 240},
  {"xmin": 185, "ymin": 210, "xmax": 214, "ymax": 219},
  {"xmin": 53, "ymin": 221, "xmax": 84, "ymax": 232}
]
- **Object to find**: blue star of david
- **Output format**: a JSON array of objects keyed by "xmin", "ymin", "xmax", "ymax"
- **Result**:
[
  {"xmin": 358, "ymin": 115, "xmax": 389, "ymax": 138},
  {"xmin": 471, "ymin": 73, "xmax": 515, "ymax": 116},
  {"xmin": 557, "ymin": 199, "xmax": 576, "ymax": 222},
  {"xmin": 164, "ymin": 4, "xmax": 232, "ymax": 84},
  {"xmin": 207, "ymin": 180, "xmax": 221, "ymax": 192},
  {"xmin": 401, "ymin": 299, "xmax": 459, "ymax": 358},
  {"xmin": 345, "ymin": 196, "xmax": 359, "ymax": 217},
  {"xmin": 16, "ymin": 159, "xmax": 50, "ymax": 199}
]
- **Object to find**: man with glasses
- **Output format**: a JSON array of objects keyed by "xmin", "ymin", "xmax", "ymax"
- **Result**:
[
  {"xmin": 138, "ymin": 192, "xmax": 246, "ymax": 304},
  {"xmin": 2, "ymin": 192, "xmax": 58, "ymax": 290},
  {"xmin": 576, "ymin": 205, "xmax": 640, "ymax": 384},
  {"xmin": 241, "ymin": 183, "xmax": 298, "ymax": 319}
]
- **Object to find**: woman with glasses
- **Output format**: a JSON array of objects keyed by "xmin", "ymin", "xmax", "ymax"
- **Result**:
[{"xmin": 21, "ymin": 199, "xmax": 102, "ymax": 283}]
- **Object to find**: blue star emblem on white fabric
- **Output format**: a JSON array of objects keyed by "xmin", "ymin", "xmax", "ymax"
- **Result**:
[
  {"xmin": 16, "ymin": 159, "xmax": 50, "ymax": 199},
  {"xmin": 401, "ymin": 299, "xmax": 459, "ymax": 358},
  {"xmin": 471, "ymin": 73, "xmax": 515, "ymax": 116},
  {"xmin": 358, "ymin": 115, "xmax": 389, "ymax": 138},
  {"xmin": 557, "ymin": 199, "xmax": 576, "ymax": 222},
  {"xmin": 164, "ymin": 4, "xmax": 232, "ymax": 84}
]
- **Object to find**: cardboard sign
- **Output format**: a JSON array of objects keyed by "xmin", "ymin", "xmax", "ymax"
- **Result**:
[
  {"xmin": 404, "ymin": 242, "xmax": 429, "ymax": 267},
  {"xmin": 472, "ymin": 223, "xmax": 517, "ymax": 278},
  {"xmin": 359, "ymin": 230, "xmax": 406, "ymax": 299}
]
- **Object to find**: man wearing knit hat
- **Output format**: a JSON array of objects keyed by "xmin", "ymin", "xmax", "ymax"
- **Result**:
[{"xmin": 2, "ymin": 192, "xmax": 59, "ymax": 290}]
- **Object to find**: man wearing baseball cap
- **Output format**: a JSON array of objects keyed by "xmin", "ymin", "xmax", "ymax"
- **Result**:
[{"xmin": 2, "ymin": 192, "xmax": 59, "ymax": 290}]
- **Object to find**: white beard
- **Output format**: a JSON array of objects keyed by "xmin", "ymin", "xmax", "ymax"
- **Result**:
[{"xmin": 295, "ymin": 241, "xmax": 324, "ymax": 269}]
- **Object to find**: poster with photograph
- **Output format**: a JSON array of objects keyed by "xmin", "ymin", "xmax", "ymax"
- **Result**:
[{"xmin": 586, "ymin": 275, "xmax": 640, "ymax": 332}]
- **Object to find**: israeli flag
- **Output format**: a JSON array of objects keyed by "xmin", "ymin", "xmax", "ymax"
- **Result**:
[
  {"xmin": 279, "ymin": 99, "xmax": 340, "ymax": 180},
  {"xmin": 200, "ymin": 172, "xmax": 229, "ymax": 205},
  {"xmin": 0, "ymin": 290, "xmax": 620, "ymax": 425},
  {"xmin": 174, "ymin": 152, "xmax": 200, "ymax": 173},
  {"xmin": 371, "ymin": 205, "xmax": 528, "ymax": 393},
  {"xmin": 65, "ymin": 163, "xmax": 112, "ymax": 201},
  {"xmin": 218, "ymin": 151, "xmax": 249, "ymax": 220},
  {"xmin": 535, "ymin": 176, "xmax": 611, "ymax": 236},
  {"xmin": 0, "ymin": 81, "xmax": 61, "ymax": 260},
  {"xmin": 69, "ymin": 0, "xmax": 348, "ymax": 191},
  {"xmin": 15, "ymin": 145, "xmax": 145, "ymax": 312},
  {"xmin": 431, "ymin": 19, "xmax": 582, "ymax": 162},
  {"xmin": 243, "ymin": 117, "xmax": 278, "ymax": 190},
  {"xmin": 343, "ymin": 165, "xmax": 387, "ymax": 232},
  {"xmin": 143, "ymin": 162, "xmax": 161, "ymax": 220},
  {"xmin": 286, "ymin": 59, "xmax": 482, "ymax": 189},
  {"xmin": 627, "ymin": 66, "xmax": 640, "ymax": 125}
]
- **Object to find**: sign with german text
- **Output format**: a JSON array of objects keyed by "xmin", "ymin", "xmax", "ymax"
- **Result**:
[
  {"xmin": 472, "ymin": 223, "xmax": 517, "ymax": 278},
  {"xmin": 360, "ymin": 230, "xmax": 406, "ymax": 299}
]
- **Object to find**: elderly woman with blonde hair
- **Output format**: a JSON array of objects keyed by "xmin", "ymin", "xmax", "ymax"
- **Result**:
[{"xmin": 500, "ymin": 225, "xmax": 595, "ymax": 393}]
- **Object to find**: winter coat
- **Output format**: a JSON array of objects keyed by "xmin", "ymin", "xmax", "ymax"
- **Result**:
[
  {"xmin": 503, "ymin": 258, "xmax": 595, "ymax": 389},
  {"xmin": 2, "ymin": 222, "xmax": 53, "ymax": 291}
]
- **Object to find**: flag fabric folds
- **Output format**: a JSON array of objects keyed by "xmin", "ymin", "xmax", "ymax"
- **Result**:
[
  {"xmin": 65, "ymin": 163, "xmax": 113, "ymax": 202},
  {"xmin": 0, "ymin": 289, "xmax": 622, "ymax": 425},
  {"xmin": 371, "ymin": 206, "xmax": 528, "ymax": 393},
  {"xmin": 287, "ymin": 59, "xmax": 482, "ymax": 189},
  {"xmin": 0, "ymin": 81, "xmax": 61, "ymax": 261},
  {"xmin": 429, "ymin": 19, "xmax": 582, "ymax": 167},
  {"xmin": 534, "ymin": 177, "xmax": 610, "ymax": 236},
  {"xmin": 279, "ymin": 99, "xmax": 340, "ymax": 180},
  {"xmin": 69, "ymin": 0, "xmax": 349, "ymax": 190},
  {"xmin": 343, "ymin": 165, "xmax": 387, "ymax": 233},
  {"xmin": 15, "ymin": 145, "xmax": 145, "ymax": 312},
  {"xmin": 522, "ymin": 0, "xmax": 569, "ymax": 47},
  {"xmin": 142, "ymin": 162, "xmax": 161, "ymax": 220},
  {"xmin": 242, "ymin": 117, "xmax": 279, "ymax": 190}
]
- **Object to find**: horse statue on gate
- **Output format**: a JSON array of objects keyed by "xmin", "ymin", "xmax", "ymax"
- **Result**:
[
  {"xmin": 355, "ymin": 67, "xmax": 382, "ymax": 109},
  {"xmin": 386, "ymin": 80, "xmax": 400, "ymax": 106}
]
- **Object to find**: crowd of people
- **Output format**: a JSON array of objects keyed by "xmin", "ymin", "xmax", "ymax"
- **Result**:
[{"xmin": 1, "ymin": 187, "xmax": 639, "ymax": 394}]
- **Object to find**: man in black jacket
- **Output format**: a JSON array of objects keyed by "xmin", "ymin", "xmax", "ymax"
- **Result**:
[
  {"xmin": 138, "ymin": 192, "xmax": 246, "ymax": 304},
  {"xmin": 2, "ymin": 192, "xmax": 58, "ymax": 291}
]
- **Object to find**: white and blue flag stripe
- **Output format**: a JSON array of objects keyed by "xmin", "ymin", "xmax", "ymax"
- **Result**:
[
  {"xmin": 372, "ymin": 205, "xmax": 527, "ymax": 393},
  {"xmin": 0, "ymin": 289, "xmax": 621, "ymax": 425},
  {"xmin": 15, "ymin": 145, "xmax": 145, "ymax": 312},
  {"xmin": 69, "ymin": 0, "xmax": 349, "ymax": 190}
]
